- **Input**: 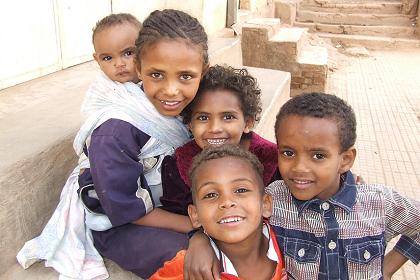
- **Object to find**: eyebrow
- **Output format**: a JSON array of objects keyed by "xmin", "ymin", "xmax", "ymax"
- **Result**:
[
  {"xmin": 278, "ymin": 144, "xmax": 329, "ymax": 152},
  {"xmin": 121, "ymin": 46, "xmax": 135, "ymax": 53},
  {"xmin": 197, "ymin": 178, "xmax": 255, "ymax": 189}
]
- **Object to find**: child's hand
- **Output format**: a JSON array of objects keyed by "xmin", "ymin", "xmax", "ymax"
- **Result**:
[{"xmin": 184, "ymin": 231, "xmax": 220, "ymax": 280}]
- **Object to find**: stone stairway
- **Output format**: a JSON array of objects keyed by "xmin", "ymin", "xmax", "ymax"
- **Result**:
[
  {"xmin": 294, "ymin": 0, "xmax": 420, "ymax": 49},
  {"xmin": 241, "ymin": 18, "xmax": 328, "ymax": 96},
  {"xmin": 0, "ymin": 28, "xmax": 291, "ymax": 279}
]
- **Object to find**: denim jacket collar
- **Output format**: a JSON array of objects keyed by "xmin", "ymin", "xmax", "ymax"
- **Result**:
[{"xmin": 293, "ymin": 171, "xmax": 357, "ymax": 215}]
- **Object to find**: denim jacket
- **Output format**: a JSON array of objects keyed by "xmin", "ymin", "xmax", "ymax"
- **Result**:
[{"xmin": 267, "ymin": 171, "xmax": 420, "ymax": 280}]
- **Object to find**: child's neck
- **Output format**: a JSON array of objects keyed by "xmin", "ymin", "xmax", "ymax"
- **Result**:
[
  {"xmin": 239, "ymin": 133, "xmax": 252, "ymax": 151},
  {"xmin": 215, "ymin": 227, "xmax": 276, "ymax": 280}
]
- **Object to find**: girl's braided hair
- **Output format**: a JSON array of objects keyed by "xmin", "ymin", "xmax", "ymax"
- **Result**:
[{"xmin": 135, "ymin": 9, "xmax": 208, "ymax": 65}]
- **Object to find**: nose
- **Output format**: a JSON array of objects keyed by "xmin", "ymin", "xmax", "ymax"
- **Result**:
[
  {"xmin": 164, "ymin": 80, "xmax": 179, "ymax": 97},
  {"xmin": 208, "ymin": 118, "xmax": 223, "ymax": 133},
  {"xmin": 114, "ymin": 56, "xmax": 125, "ymax": 68},
  {"xmin": 291, "ymin": 155, "xmax": 310, "ymax": 173},
  {"xmin": 219, "ymin": 194, "xmax": 237, "ymax": 209}
]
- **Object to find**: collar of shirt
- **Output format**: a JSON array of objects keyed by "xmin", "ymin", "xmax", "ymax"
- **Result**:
[
  {"xmin": 208, "ymin": 221, "xmax": 279, "ymax": 277},
  {"xmin": 292, "ymin": 171, "xmax": 357, "ymax": 216}
]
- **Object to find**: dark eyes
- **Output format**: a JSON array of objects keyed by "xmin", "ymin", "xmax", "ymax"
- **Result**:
[
  {"xmin": 180, "ymin": 74, "xmax": 192, "ymax": 80},
  {"xmin": 196, "ymin": 115, "xmax": 209, "ymax": 121},
  {"xmin": 102, "ymin": 56, "xmax": 112, "ymax": 61},
  {"xmin": 313, "ymin": 153, "xmax": 326, "ymax": 160},
  {"xmin": 223, "ymin": 114, "xmax": 235, "ymax": 120},
  {"xmin": 151, "ymin": 73, "xmax": 163, "ymax": 79},
  {"xmin": 235, "ymin": 188, "xmax": 249, "ymax": 193},
  {"xmin": 203, "ymin": 192, "xmax": 217, "ymax": 199},
  {"xmin": 281, "ymin": 150, "xmax": 326, "ymax": 160},
  {"xmin": 202, "ymin": 187, "xmax": 250, "ymax": 200},
  {"xmin": 124, "ymin": 50, "xmax": 134, "ymax": 56},
  {"xmin": 282, "ymin": 150, "xmax": 294, "ymax": 157}
]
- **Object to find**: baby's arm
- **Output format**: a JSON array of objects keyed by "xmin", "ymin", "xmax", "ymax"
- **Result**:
[{"xmin": 384, "ymin": 185, "xmax": 420, "ymax": 277}]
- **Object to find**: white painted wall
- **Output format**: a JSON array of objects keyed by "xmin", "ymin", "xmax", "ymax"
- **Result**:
[{"xmin": 0, "ymin": 0, "xmax": 228, "ymax": 90}]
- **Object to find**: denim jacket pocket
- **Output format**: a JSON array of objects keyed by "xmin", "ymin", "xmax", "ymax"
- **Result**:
[
  {"xmin": 283, "ymin": 237, "xmax": 321, "ymax": 279},
  {"xmin": 346, "ymin": 240, "xmax": 384, "ymax": 280}
]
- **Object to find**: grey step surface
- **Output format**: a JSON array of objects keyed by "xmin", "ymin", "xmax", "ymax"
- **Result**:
[
  {"xmin": 297, "ymin": 10, "xmax": 413, "ymax": 26},
  {"xmin": 295, "ymin": 21, "xmax": 416, "ymax": 38},
  {"xmin": 0, "ymin": 33, "xmax": 291, "ymax": 278},
  {"xmin": 300, "ymin": 1, "xmax": 403, "ymax": 14},
  {"xmin": 318, "ymin": 32, "xmax": 420, "ymax": 49}
]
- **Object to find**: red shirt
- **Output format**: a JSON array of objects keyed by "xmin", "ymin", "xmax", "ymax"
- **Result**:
[{"xmin": 150, "ymin": 223, "xmax": 287, "ymax": 280}]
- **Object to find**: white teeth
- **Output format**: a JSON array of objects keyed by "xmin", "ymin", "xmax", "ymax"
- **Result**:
[
  {"xmin": 207, "ymin": 139, "xmax": 226, "ymax": 145},
  {"xmin": 160, "ymin": 100, "xmax": 179, "ymax": 106},
  {"xmin": 219, "ymin": 217, "xmax": 243, "ymax": 224},
  {"xmin": 293, "ymin": 179, "xmax": 311, "ymax": 184}
]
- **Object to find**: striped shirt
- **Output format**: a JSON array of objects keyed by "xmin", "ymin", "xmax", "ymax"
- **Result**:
[{"xmin": 267, "ymin": 171, "xmax": 420, "ymax": 280}]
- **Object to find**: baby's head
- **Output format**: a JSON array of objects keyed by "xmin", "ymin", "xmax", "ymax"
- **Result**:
[
  {"xmin": 274, "ymin": 92, "xmax": 357, "ymax": 201},
  {"xmin": 188, "ymin": 145, "xmax": 272, "ymax": 246},
  {"xmin": 92, "ymin": 13, "xmax": 141, "ymax": 83},
  {"xmin": 181, "ymin": 65, "xmax": 262, "ymax": 149},
  {"xmin": 135, "ymin": 9, "xmax": 209, "ymax": 117}
]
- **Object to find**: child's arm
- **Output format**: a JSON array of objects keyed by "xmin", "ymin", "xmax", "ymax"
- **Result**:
[
  {"xmin": 132, "ymin": 208, "xmax": 193, "ymax": 233},
  {"xmin": 183, "ymin": 231, "xmax": 220, "ymax": 280},
  {"xmin": 384, "ymin": 185, "xmax": 420, "ymax": 272},
  {"xmin": 383, "ymin": 249, "xmax": 409, "ymax": 280}
]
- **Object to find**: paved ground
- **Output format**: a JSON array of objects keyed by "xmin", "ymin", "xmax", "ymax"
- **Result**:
[{"xmin": 327, "ymin": 48, "xmax": 420, "ymax": 279}]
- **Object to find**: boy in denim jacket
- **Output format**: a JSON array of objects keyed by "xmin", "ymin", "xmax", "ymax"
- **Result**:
[{"xmin": 267, "ymin": 92, "xmax": 420, "ymax": 279}]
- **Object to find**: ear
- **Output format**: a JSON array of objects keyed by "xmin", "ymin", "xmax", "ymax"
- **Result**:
[
  {"xmin": 136, "ymin": 68, "xmax": 142, "ymax": 81},
  {"xmin": 93, "ymin": 53, "xmax": 99, "ymax": 64},
  {"xmin": 244, "ymin": 118, "xmax": 255, "ymax": 134},
  {"xmin": 262, "ymin": 193, "xmax": 273, "ymax": 219},
  {"xmin": 187, "ymin": 204, "xmax": 202, "ymax": 228},
  {"xmin": 339, "ymin": 147, "xmax": 356, "ymax": 174}
]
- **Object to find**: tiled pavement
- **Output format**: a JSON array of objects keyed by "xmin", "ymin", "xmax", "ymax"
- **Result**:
[{"xmin": 327, "ymin": 49, "xmax": 420, "ymax": 279}]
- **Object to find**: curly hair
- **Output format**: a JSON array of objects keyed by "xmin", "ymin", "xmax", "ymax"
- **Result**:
[
  {"xmin": 181, "ymin": 65, "xmax": 262, "ymax": 124},
  {"xmin": 189, "ymin": 145, "xmax": 264, "ymax": 198},
  {"xmin": 135, "ymin": 9, "xmax": 208, "ymax": 65},
  {"xmin": 275, "ymin": 92, "xmax": 357, "ymax": 152},
  {"xmin": 92, "ymin": 13, "xmax": 141, "ymax": 43}
]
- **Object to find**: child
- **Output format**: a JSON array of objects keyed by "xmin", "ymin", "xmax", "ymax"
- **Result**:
[
  {"xmin": 151, "ymin": 145, "xmax": 287, "ymax": 280},
  {"xmin": 18, "ymin": 10, "xmax": 209, "ymax": 279},
  {"xmin": 160, "ymin": 65, "xmax": 280, "ymax": 216},
  {"xmin": 267, "ymin": 92, "xmax": 420, "ymax": 279}
]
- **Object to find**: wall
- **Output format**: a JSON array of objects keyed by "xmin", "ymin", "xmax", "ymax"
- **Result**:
[
  {"xmin": 0, "ymin": 0, "xmax": 110, "ymax": 90},
  {"xmin": 0, "ymin": 0, "xmax": 227, "ymax": 91}
]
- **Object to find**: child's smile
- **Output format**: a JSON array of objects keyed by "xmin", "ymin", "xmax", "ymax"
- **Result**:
[
  {"xmin": 189, "ymin": 156, "xmax": 271, "ymax": 247},
  {"xmin": 276, "ymin": 115, "xmax": 353, "ymax": 201},
  {"xmin": 137, "ymin": 39, "xmax": 205, "ymax": 116},
  {"xmin": 189, "ymin": 89, "xmax": 252, "ymax": 149}
]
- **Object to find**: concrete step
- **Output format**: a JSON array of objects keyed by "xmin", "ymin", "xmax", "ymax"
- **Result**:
[
  {"xmin": 247, "ymin": 67, "xmax": 291, "ymax": 142},
  {"xmin": 295, "ymin": 22, "xmax": 417, "ymax": 38},
  {"xmin": 242, "ymin": 18, "xmax": 328, "ymax": 96},
  {"xmin": 318, "ymin": 32, "xmax": 420, "ymax": 49},
  {"xmin": 296, "ymin": 10, "xmax": 413, "ymax": 26},
  {"xmin": 270, "ymin": 27, "xmax": 308, "ymax": 60},
  {"xmin": 300, "ymin": 1, "xmax": 402, "ymax": 14},
  {"xmin": 1, "ymin": 259, "xmax": 138, "ymax": 280},
  {"xmin": 242, "ymin": 18, "xmax": 306, "ymax": 69}
]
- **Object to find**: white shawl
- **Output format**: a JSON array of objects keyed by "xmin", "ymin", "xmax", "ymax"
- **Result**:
[{"xmin": 17, "ymin": 71, "xmax": 190, "ymax": 279}]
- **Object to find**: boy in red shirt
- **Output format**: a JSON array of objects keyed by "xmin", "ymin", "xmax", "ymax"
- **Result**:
[{"xmin": 151, "ymin": 145, "xmax": 287, "ymax": 280}]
